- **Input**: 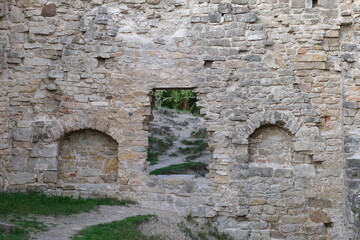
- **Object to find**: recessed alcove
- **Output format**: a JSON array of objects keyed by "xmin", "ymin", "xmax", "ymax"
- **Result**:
[{"xmin": 58, "ymin": 129, "xmax": 118, "ymax": 184}]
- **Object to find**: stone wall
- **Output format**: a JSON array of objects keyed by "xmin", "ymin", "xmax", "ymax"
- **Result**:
[{"xmin": 0, "ymin": 0, "xmax": 359, "ymax": 238}]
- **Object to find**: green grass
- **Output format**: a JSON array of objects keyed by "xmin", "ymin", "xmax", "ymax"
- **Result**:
[
  {"xmin": 179, "ymin": 139, "xmax": 208, "ymax": 156},
  {"xmin": 147, "ymin": 152, "xmax": 160, "ymax": 165},
  {"xmin": 191, "ymin": 128, "xmax": 207, "ymax": 139},
  {"xmin": 71, "ymin": 215, "xmax": 161, "ymax": 240},
  {"xmin": 0, "ymin": 192, "xmax": 136, "ymax": 240},
  {"xmin": 149, "ymin": 162, "xmax": 208, "ymax": 176},
  {"xmin": 0, "ymin": 192, "xmax": 135, "ymax": 216}
]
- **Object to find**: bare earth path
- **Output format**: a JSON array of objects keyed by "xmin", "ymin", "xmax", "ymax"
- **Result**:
[{"xmin": 31, "ymin": 205, "xmax": 188, "ymax": 240}]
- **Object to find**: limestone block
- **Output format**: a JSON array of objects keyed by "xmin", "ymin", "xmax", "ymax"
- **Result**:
[
  {"xmin": 29, "ymin": 25, "xmax": 56, "ymax": 35},
  {"xmin": 231, "ymin": 0, "xmax": 247, "ymax": 4},
  {"xmin": 294, "ymin": 164, "xmax": 316, "ymax": 178},
  {"xmin": 44, "ymin": 171, "xmax": 57, "ymax": 183},
  {"xmin": 9, "ymin": 7, "xmax": 25, "ymax": 23},
  {"xmin": 219, "ymin": 3, "xmax": 232, "ymax": 14},
  {"xmin": 291, "ymin": 0, "xmax": 305, "ymax": 8},
  {"xmin": 342, "ymin": 53, "xmax": 356, "ymax": 62},
  {"xmin": 292, "ymin": 62, "xmax": 326, "ymax": 70},
  {"xmin": 13, "ymin": 128, "xmax": 32, "ymax": 141},
  {"xmin": 309, "ymin": 210, "xmax": 331, "ymax": 223},
  {"xmin": 24, "ymin": 57, "xmax": 52, "ymax": 66},
  {"xmin": 48, "ymin": 70, "xmax": 64, "ymax": 79},
  {"xmin": 147, "ymin": 0, "xmax": 160, "ymax": 5},
  {"xmin": 31, "ymin": 143, "xmax": 58, "ymax": 158},
  {"xmin": 7, "ymin": 172, "xmax": 35, "ymax": 185},
  {"xmin": 10, "ymin": 156, "xmax": 27, "ymax": 171},
  {"xmin": 235, "ymin": 13, "xmax": 258, "ymax": 23},
  {"xmin": 249, "ymin": 167, "xmax": 273, "ymax": 177},
  {"xmin": 209, "ymin": 12, "xmax": 221, "ymax": 23},
  {"xmin": 245, "ymin": 31, "xmax": 267, "ymax": 41},
  {"xmin": 274, "ymin": 169, "xmax": 293, "ymax": 178},
  {"xmin": 291, "ymin": 54, "xmax": 326, "ymax": 62}
]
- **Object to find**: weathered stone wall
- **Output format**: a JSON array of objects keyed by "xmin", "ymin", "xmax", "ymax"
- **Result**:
[{"xmin": 0, "ymin": 0, "xmax": 359, "ymax": 238}]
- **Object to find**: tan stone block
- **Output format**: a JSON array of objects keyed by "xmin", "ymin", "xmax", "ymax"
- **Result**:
[
  {"xmin": 104, "ymin": 158, "xmax": 118, "ymax": 173},
  {"xmin": 325, "ymin": 30, "xmax": 340, "ymax": 38},
  {"xmin": 281, "ymin": 215, "xmax": 308, "ymax": 224},
  {"xmin": 291, "ymin": 54, "xmax": 327, "ymax": 62},
  {"xmin": 214, "ymin": 175, "xmax": 228, "ymax": 184},
  {"xmin": 118, "ymin": 152, "xmax": 138, "ymax": 161},
  {"xmin": 292, "ymin": 62, "xmax": 326, "ymax": 70},
  {"xmin": 309, "ymin": 210, "xmax": 331, "ymax": 223}
]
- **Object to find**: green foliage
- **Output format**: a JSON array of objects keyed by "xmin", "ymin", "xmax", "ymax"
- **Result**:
[
  {"xmin": 71, "ymin": 215, "xmax": 161, "ymax": 240},
  {"xmin": 179, "ymin": 140, "xmax": 208, "ymax": 157},
  {"xmin": 191, "ymin": 128, "xmax": 207, "ymax": 139},
  {"xmin": 154, "ymin": 90, "xmax": 201, "ymax": 115},
  {"xmin": 149, "ymin": 162, "xmax": 208, "ymax": 176},
  {"xmin": 147, "ymin": 136, "xmax": 176, "ymax": 165},
  {"xmin": 0, "ymin": 192, "xmax": 135, "ymax": 216},
  {"xmin": 147, "ymin": 152, "xmax": 160, "ymax": 165}
]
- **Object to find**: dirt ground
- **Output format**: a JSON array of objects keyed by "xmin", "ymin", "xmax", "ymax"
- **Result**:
[{"xmin": 31, "ymin": 205, "xmax": 190, "ymax": 240}]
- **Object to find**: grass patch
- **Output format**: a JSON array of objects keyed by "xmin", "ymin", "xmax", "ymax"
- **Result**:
[
  {"xmin": 147, "ymin": 136, "xmax": 176, "ymax": 165},
  {"xmin": 0, "ymin": 192, "xmax": 136, "ymax": 240},
  {"xmin": 191, "ymin": 128, "xmax": 207, "ymax": 139},
  {"xmin": 179, "ymin": 139, "xmax": 208, "ymax": 156},
  {"xmin": 149, "ymin": 162, "xmax": 208, "ymax": 176},
  {"xmin": 71, "ymin": 214, "xmax": 161, "ymax": 240},
  {"xmin": 0, "ymin": 192, "xmax": 135, "ymax": 216},
  {"xmin": 147, "ymin": 152, "xmax": 160, "ymax": 165}
]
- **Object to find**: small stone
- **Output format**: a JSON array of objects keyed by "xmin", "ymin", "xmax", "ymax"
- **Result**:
[
  {"xmin": 309, "ymin": 210, "xmax": 331, "ymax": 223},
  {"xmin": 41, "ymin": 3, "xmax": 56, "ymax": 17},
  {"xmin": 235, "ymin": 13, "xmax": 258, "ymax": 23},
  {"xmin": 9, "ymin": 7, "xmax": 25, "ymax": 23},
  {"xmin": 44, "ymin": 171, "xmax": 57, "ymax": 183},
  {"xmin": 218, "ymin": 3, "xmax": 232, "ymax": 14},
  {"xmin": 147, "ymin": 0, "xmax": 160, "ymax": 5},
  {"xmin": 209, "ymin": 12, "xmax": 221, "ymax": 23}
]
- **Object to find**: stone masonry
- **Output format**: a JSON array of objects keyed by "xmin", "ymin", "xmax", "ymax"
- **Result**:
[{"xmin": 1, "ymin": 0, "xmax": 360, "ymax": 239}]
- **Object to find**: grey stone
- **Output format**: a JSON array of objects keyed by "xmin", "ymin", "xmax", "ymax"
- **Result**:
[
  {"xmin": 343, "ymin": 53, "xmax": 356, "ymax": 62},
  {"xmin": 29, "ymin": 25, "xmax": 56, "ymax": 35},
  {"xmin": 245, "ymin": 31, "xmax": 267, "ymax": 41},
  {"xmin": 235, "ymin": 13, "xmax": 258, "ymax": 23},
  {"xmin": 294, "ymin": 164, "xmax": 316, "ymax": 178},
  {"xmin": 31, "ymin": 143, "xmax": 58, "ymax": 158},
  {"xmin": 209, "ymin": 12, "xmax": 221, "ymax": 23},
  {"xmin": 249, "ymin": 167, "xmax": 273, "ymax": 177},
  {"xmin": 7, "ymin": 173, "xmax": 35, "ymax": 185},
  {"xmin": 9, "ymin": 7, "xmax": 25, "ymax": 23},
  {"xmin": 44, "ymin": 171, "xmax": 57, "ymax": 183},
  {"xmin": 219, "ymin": 3, "xmax": 232, "ymax": 14},
  {"xmin": 231, "ymin": 0, "xmax": 247, "ymax": 4},
  {"xmin": 13, "ymin": 128, "xmax": 32, "ymax": 141},
  {"xmin": 274, "ymin": 169, "xmax": 293, "ymax": 178}
]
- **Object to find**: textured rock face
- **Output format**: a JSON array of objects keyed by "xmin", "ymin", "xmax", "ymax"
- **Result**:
[{"xmin": 0, "ymin": 0, "xmax": 359, "ymax": 238}]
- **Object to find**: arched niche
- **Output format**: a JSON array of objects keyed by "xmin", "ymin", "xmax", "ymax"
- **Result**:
[
  {"xmin": 248, "ymin": 125, "xmax": 293, "ymax": 167},
  {"xmin": 58, "ymin": 129, "xmax": 118, "ymax": 184}
]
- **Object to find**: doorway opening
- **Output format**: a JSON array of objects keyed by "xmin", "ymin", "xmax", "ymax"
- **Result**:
[{"xmin": 147, "ymin": 89, "xmax": 210, "ymax": 177}]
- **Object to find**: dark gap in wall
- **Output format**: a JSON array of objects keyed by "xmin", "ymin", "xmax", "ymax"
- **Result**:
[
  {"xmin": 324, "ymin": 222, "xmax": 333, "ymax": 228},
  {"xmin": 147, "ymin": 89, "xmax": 210, "ymax": 177},
  {"xmin": 204, "ymin": 60, "xmax": 213, "ymax": 68},
  {"xmin": 96, "ymin": 57, "xmax": 106, "ymax": 67},
  {"xmin": 312, "ymin": 0, "xmax": 318, "ymax": 7}
]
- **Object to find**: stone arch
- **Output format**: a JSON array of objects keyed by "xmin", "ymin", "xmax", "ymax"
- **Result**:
[
  {"xmin": 45, "ymin": 114, "xmax": 124, "ymax": 144},
  {"xmin": 232, "ymin": 111, "xmax": 302, "ymax": 145}
]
